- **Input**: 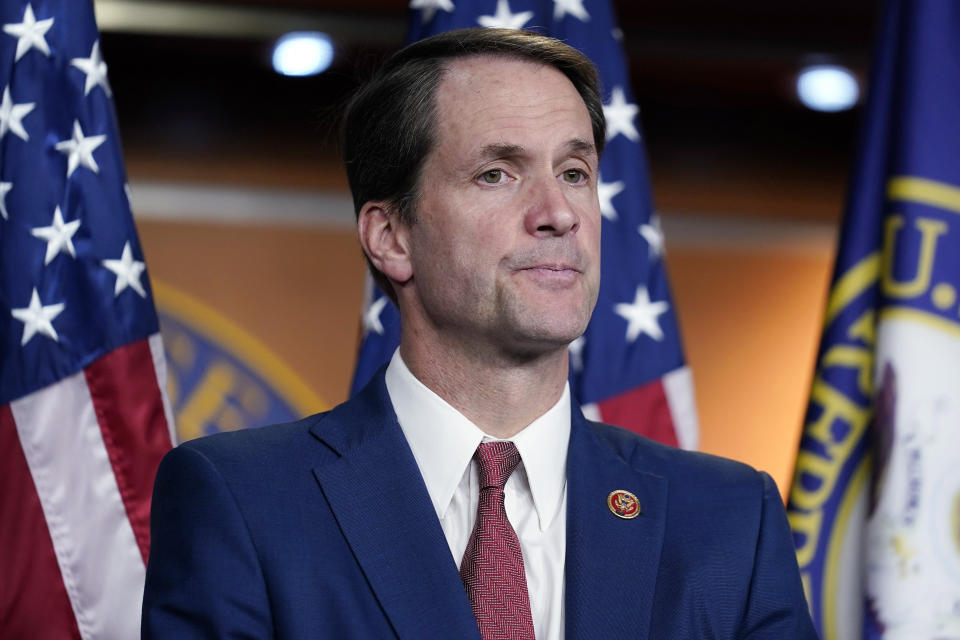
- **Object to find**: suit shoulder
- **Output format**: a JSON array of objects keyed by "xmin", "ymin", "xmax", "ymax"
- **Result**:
[
  {"xmin": 588, "ymin": 420, "xmax": 767, "ymax": 489},
  {"xmin": 169, "ymin": 412, "xmax": 328, "ymax": 470}
]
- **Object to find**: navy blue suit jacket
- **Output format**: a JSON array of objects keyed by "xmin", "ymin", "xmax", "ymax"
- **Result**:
[{"xmin": 142, "ymin": 370, "xmax": 816, "ymax": 638}]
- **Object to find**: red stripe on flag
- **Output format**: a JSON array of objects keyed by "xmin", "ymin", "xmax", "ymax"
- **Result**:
[
  {"xmin": 0, "ymin": 404, "xmax": 82, "ymax": 639},
  {"xmin": 84, "ymin": 339, "xmax": 173, "ymax": 565},
  {"xmin": 597, "ymin": 379, "xmax": 679, "ymax": 447}
]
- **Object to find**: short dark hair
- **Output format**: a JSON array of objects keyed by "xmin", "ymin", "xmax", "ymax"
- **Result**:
[{"xmin": 343, "ymin": 27, "xmax": 605, "ymax": 300}]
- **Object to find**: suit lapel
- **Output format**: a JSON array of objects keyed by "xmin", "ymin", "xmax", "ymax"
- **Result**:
[
  {"xmin": 565, "ymin": 411, "xmax": 668, "ymax": 639},
  {"xmin": 310, "ymin": 373, "xmax": 480, "ymax": 640}
]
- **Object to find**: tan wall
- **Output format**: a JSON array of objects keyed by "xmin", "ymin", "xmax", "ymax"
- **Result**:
[
  {"xmin": 139, "ymin": 220, "xmax": 366, "ymax": 412},
  {"xmin": 668, "ymin": 245, "xmax": 832, "ymax": 495},
  {"xmin": 138, "ymin": 209, "xmax": 835, "ymax": 499}
]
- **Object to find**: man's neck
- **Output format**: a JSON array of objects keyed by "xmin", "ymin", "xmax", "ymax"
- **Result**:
[{"xmin": 398, "ymin": 339, "xmax": 570, "ymax": 439}]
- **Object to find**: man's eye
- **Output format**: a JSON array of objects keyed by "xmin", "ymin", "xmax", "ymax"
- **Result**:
[
  {"xmin": 563, "ymin": 169, "xmax": 586, "ymax": 183},
  {"xmin": 480, "ymin": 169, "xmax": 503, "ymax": 184}
]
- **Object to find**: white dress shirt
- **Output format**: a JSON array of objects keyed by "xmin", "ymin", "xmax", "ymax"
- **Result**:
[{"xmin": 385, "ymin": 350, "xmax": 568, "ymax": 640}]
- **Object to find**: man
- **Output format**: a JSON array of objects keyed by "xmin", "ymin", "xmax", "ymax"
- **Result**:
[{"xmin": 143, "ymin": 28, "xmax": 816, "ymax": 639}]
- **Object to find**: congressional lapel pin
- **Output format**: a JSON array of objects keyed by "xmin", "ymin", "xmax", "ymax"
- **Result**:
[{"xmin": 607, "ymin": 489, "xmax": 641, "ymax": 519}]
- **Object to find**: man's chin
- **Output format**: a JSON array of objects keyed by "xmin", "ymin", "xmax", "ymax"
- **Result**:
[
  {"xmin": 490, "ymin": 290, "xmax": 595, "ymax": 356},
  {"xmin": 497, "ymin": 320, "xmax": 589, "ymax": 361}
]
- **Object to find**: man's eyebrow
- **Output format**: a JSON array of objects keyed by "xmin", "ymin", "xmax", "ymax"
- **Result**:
[
  {"xmin": 478, "ymin": 143, "xmax": 525, "ymax": 160},
  {"xmin": 565, "ymin": 138, "xmax": 597, "ymax": 158},
  {"xmin": 476, "ymin": 139, "xmax": 597, "ymax": 161}
]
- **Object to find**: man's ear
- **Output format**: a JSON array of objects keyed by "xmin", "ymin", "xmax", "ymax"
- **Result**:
[{"xmin": 357, "ymin": 201, "xmax": 414, "ymax": 284}]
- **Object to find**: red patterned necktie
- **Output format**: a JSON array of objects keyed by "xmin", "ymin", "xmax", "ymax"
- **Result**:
[{"xmin": 459, "ymin": 441, "xmax": 536, "ymax": 640}]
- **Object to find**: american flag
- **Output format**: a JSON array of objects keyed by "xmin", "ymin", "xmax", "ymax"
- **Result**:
[
  {"xmin": 0, "ymin": 1, "xmax": 174, "ymax": 636},
  {"xmin": 351, "ymin": 0, "xmax": 698, "ymax": 449}
]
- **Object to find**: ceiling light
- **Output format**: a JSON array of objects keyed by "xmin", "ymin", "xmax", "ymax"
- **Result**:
[
  {"xmin": 272, "ymin": 32, "xmax": 333, "ymax": 77},
  {"xmin": 796, "ymin": 64, "xmax": 859, "ymax": 112}
]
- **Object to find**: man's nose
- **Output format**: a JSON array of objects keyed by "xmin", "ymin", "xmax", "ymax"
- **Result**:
[{"xmin": 523, "ymin": 176, "xmax": 580, "ymax": 237}]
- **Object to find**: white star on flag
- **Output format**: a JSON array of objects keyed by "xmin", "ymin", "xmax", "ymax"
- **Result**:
[
  {"xmin": 70, "ymin": 40, "xmax": 112, "ymax": 96},
  {"xmin": 478, "ymin": 0, "xmax": 534, "ymax": 29},
  {"xmin": 568, "ymin": 335, "xmax": 586, "ymax": 372},
  {"xmin": 55, "ymin": 120, "xmax": 107, "ymax": 177},
  {"xmin": 639, "ymin": 214, "xmax": 665, "ymax": 258},
  {"xmin": 363, "ymin": 295, "xmax": 389, "ymax": 336},
  {"xmin": 410, "ymin": 0, "xmax": 455, "ymax": 23},
  {"xmin": 553, "ymin": 0, "xmax": 590, "ymax": 21},
  {"xmin": 11, "ymin": 288, "xmax": 65, "ymax": 346},
  {"xmin": 31, "ymin": 207, "xmax": 81, "ymax": 265},
  {"xmin": 614, "ymin": 286, "xmax": 670, "ymax": 342},
  {"xmin": 603, "ymin": 87, "xmax": 640, "ymax": 142},
  {"xmin": 0, "ymin": 181, "xmax": 11, "ymax": 220},
  {"xmin": 102, "ymin": 241, "xmax": 147, "ymax": 297},
  {"xmin": 0, "ymin": 86, "xmax": 35, "ymax": 142},
  {"xmin": 3, "ymin": 3, "xmax": 54, "ymax": 62},
  {"xmin": 597, "ymin": 175, "xmax": 625, "ymax": 221}
]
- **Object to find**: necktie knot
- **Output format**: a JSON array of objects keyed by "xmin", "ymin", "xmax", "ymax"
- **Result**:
[{"xmin": 474, "ymin": 441, "xmax": 521, "ymax": 490}]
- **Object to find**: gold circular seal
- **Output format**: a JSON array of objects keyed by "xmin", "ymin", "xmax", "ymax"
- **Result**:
[{"xmin": 607, "ymin": 490, "xmax": 641, "ymax": 519}]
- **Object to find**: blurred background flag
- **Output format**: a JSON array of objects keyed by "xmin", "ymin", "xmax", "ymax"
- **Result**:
[
  {"xmin": 351, "ymin": 0, "xmax": 698, "ymax": 450},
  {"xmin": 0, "ymin": 0, "xmax": 174, "ymax": 636},
  {"xmin": 786, "ymin": 1, "xmax": 960, "ymax": 638}
]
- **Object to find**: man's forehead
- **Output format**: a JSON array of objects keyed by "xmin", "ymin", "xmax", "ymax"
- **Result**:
[
  {"xmin": 439, "ymin": 54, "xmax": 566, "ymax": 93},
  {"xmin": 432, "ymin": 55, "xmax": 593, "ymax": 143}
]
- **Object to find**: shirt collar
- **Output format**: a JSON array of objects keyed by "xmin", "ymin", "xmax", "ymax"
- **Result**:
[{"xmin": 385, "ymin": 349, "xmax": 569, "ymax": 532}]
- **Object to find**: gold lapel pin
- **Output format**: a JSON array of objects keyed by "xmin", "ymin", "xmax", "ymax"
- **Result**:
[{"xmin": 607, "ymin": 489, "xmax": 641, "ymax": 519}]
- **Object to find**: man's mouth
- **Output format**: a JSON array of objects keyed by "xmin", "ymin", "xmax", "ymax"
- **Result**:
[
  {"xmin": 515, "ymin": 264, "xmax": 583, "ymax": 287},
  {"xmin": 522, "ymin": 263, "xmax": 581, "ymax": 273}
]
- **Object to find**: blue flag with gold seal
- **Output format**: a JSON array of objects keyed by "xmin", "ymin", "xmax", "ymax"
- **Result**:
[{"xmin": 787, "ymin": 1, "xmax": 960, "ymax": 638}]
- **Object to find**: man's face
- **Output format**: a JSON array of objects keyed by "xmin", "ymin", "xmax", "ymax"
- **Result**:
[{"xmin": 401, "ymin": 55, "xmax": 601, "ymax": 359}]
